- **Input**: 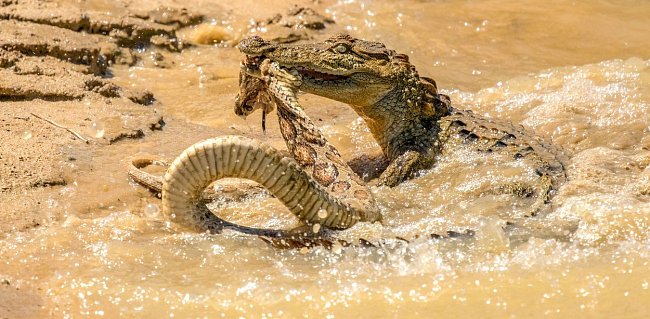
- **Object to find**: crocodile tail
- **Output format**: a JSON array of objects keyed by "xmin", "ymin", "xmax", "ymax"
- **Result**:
[{"xmin": 162, "ymin": 135, "xmax": 363, "ymax": 232}]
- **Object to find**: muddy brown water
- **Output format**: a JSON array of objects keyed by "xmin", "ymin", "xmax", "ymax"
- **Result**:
[{"xmin": 2, "ymin": 0, "xmax": 650, "ymax": 317}]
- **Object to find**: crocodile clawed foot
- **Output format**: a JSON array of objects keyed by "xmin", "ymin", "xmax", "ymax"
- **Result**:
[{"xmin": 377, "ymin": 151, "xmax": 422, "ymax": 187}]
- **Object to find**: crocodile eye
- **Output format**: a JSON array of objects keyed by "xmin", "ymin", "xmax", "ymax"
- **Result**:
[{"xmin": 334, "ymin": 44, "xmax": 348, "ymax": 54}]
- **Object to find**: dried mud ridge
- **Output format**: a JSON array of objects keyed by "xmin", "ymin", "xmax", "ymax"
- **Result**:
[{"xmin": 0, "ymin": 0, "xmax": 204, "ymax": 232}]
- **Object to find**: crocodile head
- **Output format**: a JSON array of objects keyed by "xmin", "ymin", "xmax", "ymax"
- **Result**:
[
  {"xmin": 237, "ymin": 34, "xmax": 451, "ymax": 160},
  {"xmin": 238, "ymin": 34, "xmax": 420, "ymax": 109}
]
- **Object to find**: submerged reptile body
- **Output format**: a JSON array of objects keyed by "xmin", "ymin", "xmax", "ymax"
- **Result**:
[{"xmin": 439, "ymin": 109, "xmax": 567, "ymax": 212}]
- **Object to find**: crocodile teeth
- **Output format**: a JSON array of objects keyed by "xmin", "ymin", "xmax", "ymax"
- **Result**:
[{"xmin": 293, "ymin": 67, "xmax": 347, "ymax": 81}]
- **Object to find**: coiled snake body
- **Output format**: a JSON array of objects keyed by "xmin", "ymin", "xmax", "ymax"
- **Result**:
[{"xmin": 128, "ymin": 35, "xmax": 567, "ymax": 248}]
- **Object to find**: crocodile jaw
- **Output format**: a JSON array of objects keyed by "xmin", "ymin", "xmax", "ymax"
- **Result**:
[
  {"xmin": 241, "ymin": 54, "xmax": 393, "ymax": 107},
  {"xmin": 242, "ymin": 54, "xmax": 348, "ymax": 82}
]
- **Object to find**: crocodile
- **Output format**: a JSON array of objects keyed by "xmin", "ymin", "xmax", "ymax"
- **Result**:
[
  {"xmin": 128, "ymin": 34, "xmax": 567, "ymax": 247},
  {"xmin": 236, "ymin": 34, "xmax": 567, "ymax": 213}
]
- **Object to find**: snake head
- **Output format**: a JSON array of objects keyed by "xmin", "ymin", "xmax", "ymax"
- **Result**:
[{"xmin": 234, "ymin": 68, "xmax": 275, "ymax": 118}]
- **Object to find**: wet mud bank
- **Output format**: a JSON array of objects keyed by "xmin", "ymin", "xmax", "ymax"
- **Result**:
[
  {"xmin": 0, "ymin": 0, "xmax": 200, "ymax": 234},
  {"xmin": 0, "ymin": 0, "xmax": 342, "ymax": 235}
]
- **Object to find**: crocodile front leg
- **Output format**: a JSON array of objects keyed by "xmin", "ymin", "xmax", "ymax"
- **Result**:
[{"xmin": 377, "ymin": 150, "xmax": 422, "ymax": 187}]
